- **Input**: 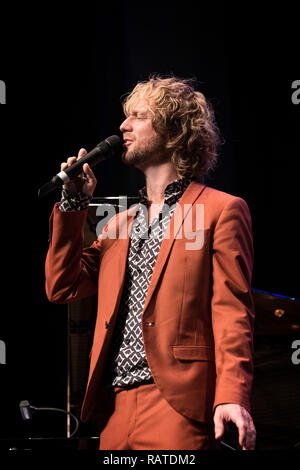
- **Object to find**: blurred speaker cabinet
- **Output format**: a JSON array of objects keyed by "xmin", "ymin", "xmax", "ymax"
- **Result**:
[
  {"xmin": 66, "ymin": 196, "xmax": 138, "ymax": 437},
  {"xmin": 251, "ymin": 289, "xmax": 300, "ymax": 450}
]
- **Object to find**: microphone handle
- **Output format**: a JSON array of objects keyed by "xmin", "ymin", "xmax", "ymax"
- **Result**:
[
  {"xmin": 61, "ymin": 145, "xmax": 107, "ymax": 180},
  {"xmin": 38, "ymin": 143, "xmax": 107, "ymax": 198}
]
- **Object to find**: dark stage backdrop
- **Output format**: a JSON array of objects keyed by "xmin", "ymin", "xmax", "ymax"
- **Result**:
[{"xmin": 0, "ymin": 2, "xmax": 299, "ymax": 443}]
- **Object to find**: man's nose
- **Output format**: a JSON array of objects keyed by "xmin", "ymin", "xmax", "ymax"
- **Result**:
[{"xmin": 120, "ymin": 116, "xmax": 132, "ymax": 133}]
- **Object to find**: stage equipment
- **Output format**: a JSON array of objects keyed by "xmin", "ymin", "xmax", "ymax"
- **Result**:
[
  {"xmin": 251, "ymin": 288, "xmax": 300, "ymax": 450},
  {"xmin": 19, "ymin": 399, "xmax": 79, "ymax": 438}
]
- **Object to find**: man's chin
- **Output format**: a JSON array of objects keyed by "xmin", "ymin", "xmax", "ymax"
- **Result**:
[
  {"xmin": 121, "ymin": 150, "xmax": 145, "ymax": 167},
  {"xmin": 121, "ymin": 150, "xmax": 132, "ymax": 166}
]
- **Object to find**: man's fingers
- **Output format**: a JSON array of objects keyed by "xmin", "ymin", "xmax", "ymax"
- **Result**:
[
  {"xmin": 236, "ymin": 419, "xmax": 247, "ymax": 448},
  {"xmin": 83, "ymin": 163, "xmax": 95, "ymax": 178},
  {"xmin": 214, "ymin": 418, "xmax": 225, "ymax": 440},
  {"xmin": 59, "ymin": 148, "xmax": 97, "ymax": 197},
  {"xmin": 213, "ymin": 404, "xmax": 256, "ymax": 450},
  {"xmin": 242, "ymin": 420, "xmax": 256, "ymax": 450},
  {"xmin": 78, "ymin": 148, "xmax": 87, "ymax": 159},
  {"xmin": 83, "ymin": 163, "xmax": 97, "ymax": 194},
  {"xmin": 60, "ymin": 156, "xmax": 77, "ymax": 171},
  {"xmin": 60, "ymin": 148, "xmax": 87, "ymax": 172},
  {"xmin": 236, "ymin": 415, "xmax": 256, "ymax": 450},
  {"xmin": 242, "ymin": 433, "xmax": 256, "ymax": 450}
]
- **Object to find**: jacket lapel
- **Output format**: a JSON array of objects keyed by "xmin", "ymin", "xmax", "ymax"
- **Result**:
[
  {"xmin": 142, "ymin": 181, "xmax": 206, "ymax": 316},
  {"xmin": 105, "ymin": 205, "xmax": 137, "ymax": 323}
]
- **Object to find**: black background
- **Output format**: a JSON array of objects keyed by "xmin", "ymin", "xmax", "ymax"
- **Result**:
[{"xmin": 0, "ymin": 1, "xmax": 299, "ymax": 444}]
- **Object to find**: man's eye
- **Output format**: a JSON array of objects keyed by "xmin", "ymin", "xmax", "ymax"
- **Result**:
[{"xmin": 127, "ymin": 113, "xmax": 147, "ymax": 120}]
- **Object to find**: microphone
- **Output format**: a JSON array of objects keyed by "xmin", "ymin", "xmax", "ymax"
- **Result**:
[
  {"xmin": 19, "ymin": 399, "xmax": 80, "ymax": 437},
  {"xmin": 19, "ymin": 400, "xmax": 34, "ymax": 420},
  {"xmin": 38, "ymin": 135, "xmax": 122, "ymax": 198}
]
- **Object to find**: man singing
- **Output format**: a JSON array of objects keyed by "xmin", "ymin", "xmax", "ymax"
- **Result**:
[{"xmin": 45, "ymin": 75, "xmax": 256, "ymax": 450}]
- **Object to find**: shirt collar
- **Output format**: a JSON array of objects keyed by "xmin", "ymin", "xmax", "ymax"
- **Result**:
[{"xmin": 138, "ymin": 177, "xmax": 191, "ymax": 207}]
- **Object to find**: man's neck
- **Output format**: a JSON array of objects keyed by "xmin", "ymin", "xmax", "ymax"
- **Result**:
[{"xmin": 143, "ymin": 163, "xmax": 178, "ymax": 205}]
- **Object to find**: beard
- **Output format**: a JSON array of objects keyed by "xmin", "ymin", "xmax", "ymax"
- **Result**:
[
  {"xmin": 122, "ymin": 147, "xmax": 149, "ymax": 167},
  {"xmin": 121, "ymin": 138, "xmax": 170, "ymax": 168}
]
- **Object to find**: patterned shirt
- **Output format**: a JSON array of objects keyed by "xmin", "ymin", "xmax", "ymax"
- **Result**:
[
  {"xmin": 103, "ymin": 177, "xmax": 191, "ymax": 388},
  {"xmin": 59, "ymin": 178, "xmax": 191, "ymax": 388},
  {"xmin": 59, "ymin": 189, "xmax": 92, "ymax": 211}
]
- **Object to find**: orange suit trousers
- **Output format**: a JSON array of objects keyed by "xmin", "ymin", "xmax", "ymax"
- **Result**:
[{"xmin": 99, "ymin": 382, "xmax": 219, "ymax": 450}]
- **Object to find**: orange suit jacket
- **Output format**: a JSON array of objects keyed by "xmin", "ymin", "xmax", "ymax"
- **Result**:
[{"xmin": 45, "ymin": 181, "xmax": 255, "ymax": 431}]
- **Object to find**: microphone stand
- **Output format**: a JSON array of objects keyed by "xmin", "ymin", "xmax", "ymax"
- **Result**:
[{"xmin": 19, "ymin": 400, "xmax": 79, "ymax": 438}]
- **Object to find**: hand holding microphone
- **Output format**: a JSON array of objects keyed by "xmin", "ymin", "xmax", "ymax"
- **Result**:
[
  {"xmin": 38, "ymin": 135, "xmax": 122, "ymax": 198},
  {"xmin": 61, "ymin": 148, "xmax": 97, "ymax": 198}
]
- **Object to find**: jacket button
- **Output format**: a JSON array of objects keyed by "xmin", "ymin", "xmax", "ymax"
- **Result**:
[
  {"xmin": 145, "ymin": 322, "xmax": 155, "ymax": 326},
  {"xmin": 105, "ymin": 321, "xmax": 109, "ymax": 329}
]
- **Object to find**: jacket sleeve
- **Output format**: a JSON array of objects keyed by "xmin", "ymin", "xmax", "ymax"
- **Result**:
[
  {"xmin": 211, "ymin": 196, "xmax": 255, "ymax": 413},
  {"xmin": 45, "ymin": 203, "xmax": 102, "ymax": 304}
]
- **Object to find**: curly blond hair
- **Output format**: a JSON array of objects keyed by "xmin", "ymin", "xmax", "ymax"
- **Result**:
[{"xmin": 122, "ymin": 75, "xmax": 221, "ymax": 180}]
